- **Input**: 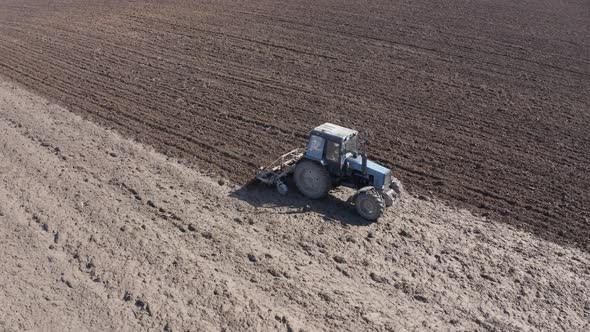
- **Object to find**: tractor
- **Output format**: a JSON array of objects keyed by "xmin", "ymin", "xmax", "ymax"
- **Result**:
[{"xmin": 256, "ymin": 123, "xmax": 402, "ymax": 220}]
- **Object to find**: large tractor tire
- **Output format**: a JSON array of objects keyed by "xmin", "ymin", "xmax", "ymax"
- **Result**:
[
  {"xmin": 293, "ymin": 160, "xmax": 331, "ymax": 199},
  {"xmin": 355, "ymin": 188, "xmax": 385, "ymax": 221}
]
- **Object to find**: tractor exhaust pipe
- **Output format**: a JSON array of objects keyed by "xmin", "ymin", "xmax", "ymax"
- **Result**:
[{"xmin": 361, "ymin": 137, "xmax": 368, "ymax": 177}]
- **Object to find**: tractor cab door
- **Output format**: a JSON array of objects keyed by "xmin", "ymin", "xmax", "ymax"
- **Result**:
[{"xmin": 324, "ymin": 140, "xmax": 343, "ymax": 175}]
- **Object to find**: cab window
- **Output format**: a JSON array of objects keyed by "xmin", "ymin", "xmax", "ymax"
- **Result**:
[
  {"xmin": 306, "ymin": 135, "xmax": 325, "ymax": 159},
  {"xmin": 325, "ymin": 141, "xmax": 340, "ymax": 163}
]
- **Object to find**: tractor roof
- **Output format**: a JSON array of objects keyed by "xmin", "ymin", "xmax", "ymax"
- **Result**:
[{"xmin": 310, "ymin": 123, "xmax": 357, "ymax": 142}]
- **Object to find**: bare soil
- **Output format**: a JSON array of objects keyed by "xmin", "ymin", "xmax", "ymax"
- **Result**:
[
  {"xmin": 1, "ymin": 79, "xmax": 589, "ymax": 331},
  {"xmin": 1, "ymin": 0, "xmax": 588, "ymax": 252}
]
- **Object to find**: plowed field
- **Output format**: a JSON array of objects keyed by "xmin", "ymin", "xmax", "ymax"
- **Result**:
[
  {"xmin": 1, "ymin": 79, "xmax": 588, "ymax": 331},
  {"xmin": 1, "ymin": 0, "xmax": 589, "ymax": 250}
]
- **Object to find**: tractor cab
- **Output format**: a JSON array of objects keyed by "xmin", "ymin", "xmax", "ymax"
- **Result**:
[
  {"xmin": 303, "ymin": 123, "xmax": 393, "ymax": 190},
  {"xmin": 304, "ymin": 123, "xmax": 359, "ymax": 176}
]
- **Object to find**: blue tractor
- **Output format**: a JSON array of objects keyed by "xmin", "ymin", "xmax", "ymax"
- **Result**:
[{"xmin": 256, "ymin": 123, "xmax": 403, "ymax": 220}]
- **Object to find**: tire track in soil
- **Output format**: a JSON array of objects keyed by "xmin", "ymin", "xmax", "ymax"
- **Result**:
[{"xmin": 0, "ymin": 0, "xmax": 589, "ymax": 252}]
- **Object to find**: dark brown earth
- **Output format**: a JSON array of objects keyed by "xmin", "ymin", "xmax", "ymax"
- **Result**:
[{"xmin": 0, "ymin": 0, "xmax": 589, "ymax": 251}]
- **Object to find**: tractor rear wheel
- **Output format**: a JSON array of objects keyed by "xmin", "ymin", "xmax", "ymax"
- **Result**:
[
  {"xmin": 294, "ymin": 160, "xmax": 331, "ymax": 199},
  {"xmin": 355, "ymin": 188, "xmax": 385, "ymax": 221}
]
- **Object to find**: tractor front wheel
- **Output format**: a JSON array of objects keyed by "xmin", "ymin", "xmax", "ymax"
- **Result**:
[
  {"xmin": 294, "ymin": 160, "xmax": 331, "ymax": 199},
  {"xmin": 355, "ymin": 188, "xmax": 385, "ymax": 221}
]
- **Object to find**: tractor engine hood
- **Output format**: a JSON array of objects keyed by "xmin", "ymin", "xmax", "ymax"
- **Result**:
[{"xmin": 346, "ymin": 156, "xmax": 392, "ymax": 189}]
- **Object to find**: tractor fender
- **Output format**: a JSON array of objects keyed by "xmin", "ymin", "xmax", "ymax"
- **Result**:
[
  {"xmin": 296, "ymin": 158, "xmax": 326, "ymax": 167},
  {"xmin": 350, "ymin": 186, "xmax": 376, "ymax": 203}
]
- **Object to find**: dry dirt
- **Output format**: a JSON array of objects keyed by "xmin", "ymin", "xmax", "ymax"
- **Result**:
[
  {"xmin": 0, "ymin": 0, "xmax": 588, "ymax": 253},
  {"xmin": 1, "ymin": 80, "xmax": 589, "ymax": 331}
]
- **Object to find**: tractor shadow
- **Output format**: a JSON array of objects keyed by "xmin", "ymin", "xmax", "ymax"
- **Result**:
[{"xmin": 230, "ymin": 178, "xmax": 373, "ymax": 227}]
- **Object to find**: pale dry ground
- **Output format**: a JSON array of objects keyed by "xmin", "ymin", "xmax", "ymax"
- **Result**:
[{"xmin": 0, "ymin": 79, "xmax": 588, "ymax": 331}]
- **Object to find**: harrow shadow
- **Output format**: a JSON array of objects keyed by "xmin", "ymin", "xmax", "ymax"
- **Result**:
[{"xmin": 230, "ymin": 178, "xmax": 372, "ymax": 227}]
